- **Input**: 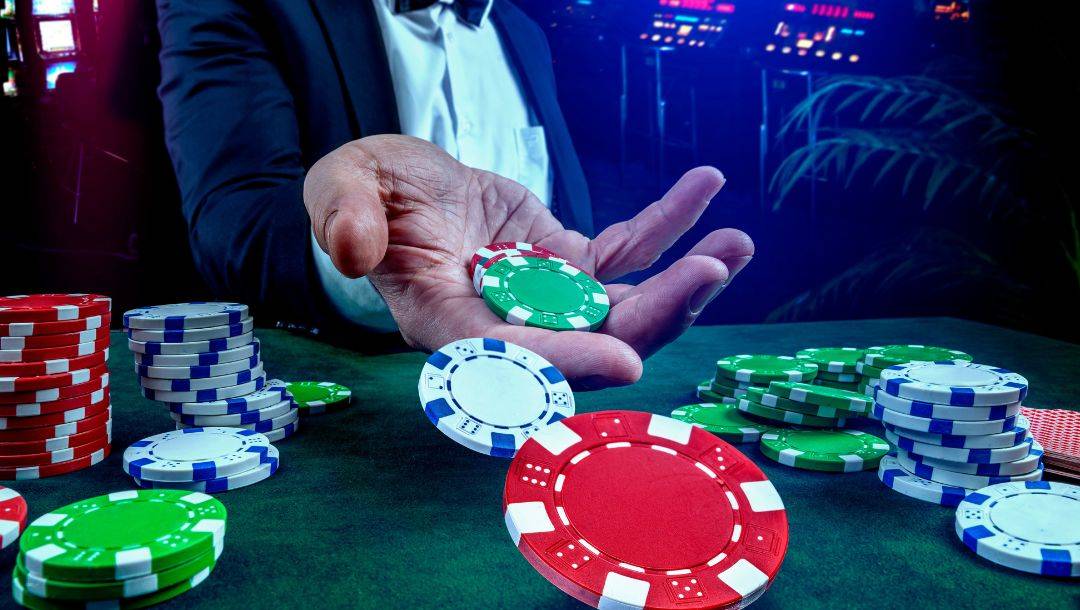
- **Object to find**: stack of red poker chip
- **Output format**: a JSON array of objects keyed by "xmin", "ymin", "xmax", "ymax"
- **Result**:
[
  {"xmin": 0, "ymin": 294, "xmax": 113, "ymax": 479},
  {"xmin": 503, "ymin": 410, "xmax": 789, "ymax": 609}
]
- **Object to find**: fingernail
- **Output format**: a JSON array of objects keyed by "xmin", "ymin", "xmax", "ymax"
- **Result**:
[{"xmin": 689, "ymin": 281, "xmax": 727, "ymax": 315}]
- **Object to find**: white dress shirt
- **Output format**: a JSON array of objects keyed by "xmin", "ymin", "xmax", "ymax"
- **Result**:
[{"xmin": 311, "ymin": 0, "xmax": 551, "ymax": 331}]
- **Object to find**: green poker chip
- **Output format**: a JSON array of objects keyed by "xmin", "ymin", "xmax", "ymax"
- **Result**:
[
  {"xmin": 744, "ymin": 387, "xmax": 858, "ymax": 418},
  {"xmin": 19, "ymin": 489, "xmax": 226, "ymax": 583},
  {"xmin": 795, "ymin": 347, "xmax": 866, "ymax": 374},
  {"xmin": 286, "ymin": 381, "xmax": 352, "ymax": 413},
  {"xmin": 12, "ymin": 563, "xmax": 215, "ymax": 610},
  {"xmin": 736, "ymin": 398, "xmax": 846, "ymax": 428},
  {"xmin": 709, "ymin": 378, "xmax": 754, "ymax": 396},
  {"xmin": 695, "ymin": 381, "xmax": 737, "ymax": 405},
  {"xmin": 855, "ymin": 361, "xmax": 887, "ymax": 378},
  {"xmin": 715, "ymin": 354, "xmax": 818, "ymax": 384},
  {"xmin": 767, "ymin": 381, "xmax": 874, "ymax": 413},
  {"xmin": 814, "ymin": 378, "xmax": 861, "ymax": 391},
  {"xmin": 15, "ymin": 544, "xmax": 220, "ymax": 601},
  {"xmin": 815, "ymin": 370, "xmax": 859, "ymax": 383},
  {"xmin": 481, "ymin": 255, "xmax": 609, "ymax": 331},
  {"xmin": 759, "ymin": 429, "xmax": 890, "ymax": 472},
  {"xmin": 670, "ymin": 402, "xmax": 772, "ymax": 443},
  {"xmin": 862, "ymin": 345, "xmax": 972, "ymax": 368}
]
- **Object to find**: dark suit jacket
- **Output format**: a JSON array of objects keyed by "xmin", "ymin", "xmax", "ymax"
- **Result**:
[{"xmin": 156, "ymin": 0, "xmax": 593, "ymax": 325}]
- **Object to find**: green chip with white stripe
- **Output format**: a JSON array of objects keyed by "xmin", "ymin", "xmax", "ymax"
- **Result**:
[{"xmin": 759, "ymin": 429, "xmax": 890, "ymax": 472}]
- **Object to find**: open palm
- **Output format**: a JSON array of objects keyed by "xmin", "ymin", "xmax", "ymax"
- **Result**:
[{"xmin": 304, "ymin": 135, "xmax": 754, "ymax": 388}]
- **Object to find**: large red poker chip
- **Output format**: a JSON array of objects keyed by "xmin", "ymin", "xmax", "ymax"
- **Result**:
[
  {"xmin": 0, "ymin": 349, "xmax": 109, "ymax": 377},
  {"xmin": 0, "ymin": 294, "xmax": 111, "ymax": 324},
  {"xmin": 0, "ymin": 443, "xmax": 110, "ymax": 480},
  {"xmin": 0, "ymin": 404, "xmax": 111, "ymax": 432},
  {"xmin": 0, "ymin": 405, "xmax": 110, "ymax": 440},
  {"xmin": 0, "ymin": 419, "xmax": 110, "ymax": 454},
  {"xmin": 0, "ymin": 363, "xmax": 108, "ymax": 394},
  {"xmin": 469, "ymin": 242, "xmax": 557, "ymax": 276},
  {"xmin": 0, "ymin": 312, "xmax": 111, "ymax": 338},
  {"xmin": 503, "ymin": 410, "xmax": 789, "ymax": 610},
  {"xmin": 0, "ymin": 387, "xmax": 109, "ymax": 419},
  {"xmin": 1, "ymin": 484, "xmax": 28, "ymax": 549},
  {"xmin": 0, "ymin": 371, "xmax": 109, "ymax": 405},
  {"xmin": 0, "ymin": 326, "xmax": 109, "ymax": 351},
  {"xmin": 0, "ymin": 431, "xmax": 111, "ymax": 467},
  {"xmin": 0, "ymin": 337, "xmax": 110, "ymax": 364}
]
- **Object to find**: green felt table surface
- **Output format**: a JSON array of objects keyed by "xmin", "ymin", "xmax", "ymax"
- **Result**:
[{"xmin": 3, "ymin": 317, "xmax": 1078, "ymax": 609}]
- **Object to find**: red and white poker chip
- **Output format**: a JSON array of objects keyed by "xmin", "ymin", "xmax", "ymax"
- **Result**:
[
  {"xmin": 0, "ymin": 313, "xmax": 110, "ymax": 338},
  {"xmin": 0, "ymin": 371, "xmax": 109, "ymax": 405},
  {"xmin": 0, "ymin": 338, "xmax": 110, "ymax": 364},
  {"xmin": 0, "ymin": 349, "xmax": 109, "ymax": 378},
  {"xmin": 504, "ymin": 410, "xmax": 789, "ymax": 610},
  {"xmin": 0, "ymin": 419, "xmax": 111, "ymax": 456},
  {"xmin": 0, "ymin": 363, "xmax": 108, "ymax": 394},
  {"xmin": 469, "ymin": 242, "xmax": 557, "ymax": 276},
  {"xmin": 0, "ymin": 430, "xmax": 111, "ymax": 467},
  {"xmin": 0, "ymin": 443, "xmax": 110, "ymax": 480},
  {"xmin": 0, "ymin": 387, "xmax": 109, "ymax": 419},
  {"xmin": 0, "ymin": 294, "xmax": 111, "ymax": 324},
  {"xmin": 0, "ymin": 326, "xmax": 109, "ymax": 351},
  {"xmin": 0, "ymin": 403, "xmax": 111, "ymax": 432},
  {"xmin": 1, "ymin": 484, "xmax": 28, "ymax": 549}
]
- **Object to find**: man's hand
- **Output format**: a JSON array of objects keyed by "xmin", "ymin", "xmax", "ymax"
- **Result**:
[{"xmin": 304, "ymin": 135, "xmax": 753, "ymax": 388}]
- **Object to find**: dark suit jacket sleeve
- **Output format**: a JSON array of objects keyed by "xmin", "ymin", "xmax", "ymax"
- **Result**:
[{"xmin": 156, "ymin": 0, "xmax": 321, "ymax": 323}]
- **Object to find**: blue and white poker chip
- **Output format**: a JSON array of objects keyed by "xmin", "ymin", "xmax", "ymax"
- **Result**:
[
  {"xmin": 165, "ymin": 379, "xmax": 289, "ymax": 416},
  {"xmin": 871, "ymin": 402, "xmax": 1018, "ymax": 436},
  {"xmin": 137, "ymin": 354, "xmax": 261, "ymax": 380},
  {"xmin": 236, "ymin": 407, "xmax": 297, "ymax": 433},
  {"xmin": 418, "ymin": 338, "xmax": 575, "ymax": 458},
  {"xmin": 911, "ymin": 440, "xmax": 1044, "ymax": 477},
  {"xmin": 873, "ymin": 387, "xmax": 1021, "ymax": 422},
  {"xmin": 884, "ymin": 428, "xmax": 1034, "ymax": 464},
  {"xmin": 878, "ymin": 454, "xmax": 971, "ymax": 506},
  {"xmin": 895, "ymin": 450, "xmax": 1043, "ymax": 489},
  {"xmin": 263, "ymin": 420, "xmax": 298, "ymax": 443},
  {"xmin": 128, "ymin": 331, "xmax": 255, "ymax": 356},
  {"xmin": 133, "ymin": 444, "xmax": 279, "ymax": 493},
  {"xmin": 170, "ymin": 397, "xmax": 292, "ymax": 427},
  {"xmin": 123, "ymin": 302, "xmax": 249, "ymax": 330},
  {"xmin": 134, "ymin": 340, "xmax": 261, "ymax": 368},
  {"xmin": 141, "ymin": 375, "xmax": 266, "ymax": 404},
  {"xmin": 884, "ymin": 415, "xmax": 1030, "ymax": 449},
  {"xmin": 126, "ymin": 317, "xmax": 253, "ymax": 344},
  {"xmin": 123, "ymin": 426, "xmax": 271, "ymax": 482},
  {"xmin": 139, "ymin": 363, "xmax": 264, "ymax": 392},
  {"xmin": 878, "ymin": 361, "xmax": 1029, "ymax": 407},
  {"xmin": 955, "ymin": 481, "xmax": 1080, "ymax": 577}
]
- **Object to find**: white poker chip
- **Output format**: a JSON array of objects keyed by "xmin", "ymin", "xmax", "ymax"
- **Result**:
[
  {"xmin": 171, "ymin": 398, "xmax": 292, "ymax": 427},
  {"xmin": 870, "ymin": 402, "xmax": 1019, "ymax": 436},
  {"xmin": 134, "ymin": 444, "xmax": 279, "ymax": 493},
  {"xmin": 885, "ymin": 428, "xmax": 1034, "ymax": 464},
  {"xmin": 141, "ymin": 375, "xmax": 266, "ymax": 404},
  {"xmin": 137, "ymin": 354, "xmax": 261, "ymax": 380},
  {"xmin": 123, "ymin": 426, "xmax": 271, "ymax": 482},
  {"xmin": 878, "ymin": 361, "xmax": 1029, "ymax": 407},
  {"xmin": 139, "ymin": 363, "xmax": 264, "ymax": 392},
  {"xmin": 955, "ymin": 481, "xmax": 1080, "ymax": 577},
  {"xmin": 134, "ymin": 340, "xmax": 260, "ymax": 368},
  {"xmin": 418, "ymin": 338, "xmax": 575, "ymax": 458},
  {"xmin": 126, "ymin": 317, "xmax": 253, "ymax": 344},
  {"xmin": 127, "ymin": 331, "xmax": 255, "ymax": 356},
  {"xmin": 235, "ymin": 407, "xmax": 298, "ymax": 433},
  {"xmin": 878, "ymin": 455, "xmax": 972, "ymax": 506},
  {"xmin": 895, "ymin": 450, "xmax": 1043, "ymax": 489},
  {"xmin": 262, "ymin": 420, "xmax": 298, "ymax": 442},
  {"xmin": 122, "ymin": 302, "xmax": 250, "ymax": 330},
  {"xmin": 873, "ymin": 387, "xmax": 1021, "ymax": 422},
  {"xmin": 912, "ymin": 440, "xmax": 1045, "ymax": 477},
  {"xmin": 884, "ymin": 415, "xmax": 1030, "ymax": 449},
  {"xmin": 165, "ymin": 379, "xmax": 289, "ymax": 416}
]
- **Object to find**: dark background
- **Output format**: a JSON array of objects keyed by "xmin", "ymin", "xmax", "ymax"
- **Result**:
[{"xmin": 2, "ymin": 0, "xmax": 1077, "ymax": 342}]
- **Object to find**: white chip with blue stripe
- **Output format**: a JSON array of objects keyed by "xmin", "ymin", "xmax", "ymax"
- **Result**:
[
  {"xmin": 418, "ymin": 338, "xmax": 574, "ymax": 458},
  {"xmin": 877, "ymin": 455, "xmax": 971, "ymax": 506},
  {"xmin": 126, "ymin": 317, "xmax": 253, "ymax": 344},
  {"xmin": 165, "ymin": 378, "xmax": 290, "ymax": 416},
  {"xmin": 878, "ymin": 361, "xmax": 1028, "ymax": 407},
  {"xmin": 122, "ymin": 426, "xmax": 271, "ymax": 482},
  {"xmin": 122, "ymin": 302, "xmax": 249, "ymax": 330}
]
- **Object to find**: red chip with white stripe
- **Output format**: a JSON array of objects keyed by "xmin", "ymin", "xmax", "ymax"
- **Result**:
[
  {"xmin": 0, "ymin": 443, "xmax": 110, "ymax": 480},
  {"xmin": 469, "ymin": 242, "xmax": 556, "ymax": 276},
  {"xmin": 0, "ymin": 313, "xmax": 110, "ymax": 338},
  {"xmin": 0, "ymin": 326, "xmax": 109, "ymax": 350},
  {"xmin": 1, "ymin": 484, "xmax": 28, "ymax": 549},
  {"xmin": 0, "ymin": 338, "xmax": 110, "ymax": 364},
  {"xmin": 0, "ymin": 349, "xmax": 109, "ymax": 378},
  {"xmin": 0, "ymin": 294, "xmax": 111, "ymax": 324},
  {"xmin": 0, "ymin": 372, "xmax": 109, "ymax": 406},
  {"xmin": 0, "ymin": 430, "xmax": 111, "ymax": 467},
  {"xmin": 0, "ymin": 387, "xmax": 109, "ymax": 419},
  {"xmin": 0, "ymin": 364, "xmax": 108, "ymax": 394},
  {"xmin": 503, "ymin": 410, "xmax": 789, "ymax": 610},
  {"xmin": 0, "ymin": 420, "xmax": 110, "ymax": 455},
  {"xmin": 0, "ymin": 403, "xmax": 111, "ymax": 432}
]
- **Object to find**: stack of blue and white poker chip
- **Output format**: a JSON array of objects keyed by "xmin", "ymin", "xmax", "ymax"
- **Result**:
[
  {"xmin": 122, "ymin": 426, "xmax": 280, "ymax": 493},
  {"xmin": 874, "ymin": 361, "xmax": 1043, "ymax": 506},
  {"xmin": 122, "ymin": 303, "xmax": 299, "ymax": 443}
]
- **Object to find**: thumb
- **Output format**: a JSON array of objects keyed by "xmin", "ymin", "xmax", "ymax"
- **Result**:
[{"xmin": 303, "ymin": 141, "xmax": 389, "ymax": 278}]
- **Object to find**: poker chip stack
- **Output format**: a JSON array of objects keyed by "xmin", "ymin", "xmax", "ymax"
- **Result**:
[
  {"xmin": 12, "ymin": 489, "xmax": 225, "ymax": 608},
  {"xmin": 122, "ymin": 303, "xmax": 299, "ymax": 443},
  {"xmin": 0, "ymin": 294, "xmax": 113, "ymax": 480},
  {"xmin": 855, "ymin": 344, "xmax": 973, "ymax": 399},
  {"xmin": 124, "ymin": 426, "xmax": 279, "ymax": 493},
  {"xmin": 471, "ymin": 242, "xmax": 610, "ymax": 331},
  {"xmin": 1021, "ymin": 406, "xmax": 1080, "ymax": 483},
  {"xmin": 874, "ymin": 360, "xmax": 1042, "ymax": 506},
  {"xmin": 796, "ymin": 347, "xmax": 864, "ymax": 393},
  {"xmin": 695, "ymin": 354, "xmax": 815, "ymax": 406}
]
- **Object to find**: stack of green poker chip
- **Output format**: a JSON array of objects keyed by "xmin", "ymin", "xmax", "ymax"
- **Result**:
[
  {"xmin": 796, "ymin": 347, "xmax": 865, "ymax": 393},
  {"xmin": 735, "ymin": 398, "xmax": 846, "ymax": 428},
  {"xmin": 744, "ymin": 387, "xmax": 854, "ymax": 419},
  {"xmin": 12, "ymin": 489, "xmax": 225, "ymax": 609},
  {"xmin": 767, "ymin": 381, "xmax": 874, "ymax": 415},
  {"xmin": 480, "ymin": 255, "xmax": 609, "ymax": 331},
  {"xmin": 670, "ymin": 402, "xmax": 773, "ymax": 443},
  {"xmin": 286, "ymin": 381, "xmax": 352, "ymax": 416},
  {"xmin": 759, "ymin": 429, "xmax": 890, "ymax": 472},
  {"xmin": 702, "ymin": 354, "xmax": 820, "ymax": 404},
  {"xmin": 855, "ymin": 345, "xmax": 974, "ymax": 402},
  {"xmin": 695, "ymin": 380, "xmax": 737, "ymax": 405}
]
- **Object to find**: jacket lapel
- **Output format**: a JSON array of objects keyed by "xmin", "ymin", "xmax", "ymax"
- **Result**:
[{"xmin": 307, "ymin": 0, "xmax": 401, "ymax": 137}]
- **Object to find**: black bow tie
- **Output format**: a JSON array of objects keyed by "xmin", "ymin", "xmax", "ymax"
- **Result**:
[{"xmin": 394, "ymin": 0, "xmax": 489, "ymax": 27}]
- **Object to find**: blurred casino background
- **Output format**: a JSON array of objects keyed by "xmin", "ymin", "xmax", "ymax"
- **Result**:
[{"xmin": 1, "ymin": 1, "xmax": 1078, "ymax": 341}]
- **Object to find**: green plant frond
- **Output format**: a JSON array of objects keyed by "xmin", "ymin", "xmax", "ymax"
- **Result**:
[
  {"xmin": 901, "ymin": 157, "xmax": 925, "ymax": 197},
  {"xmin": 924, "ymin": 159, "xmax": 958, "ymax": 207}
]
